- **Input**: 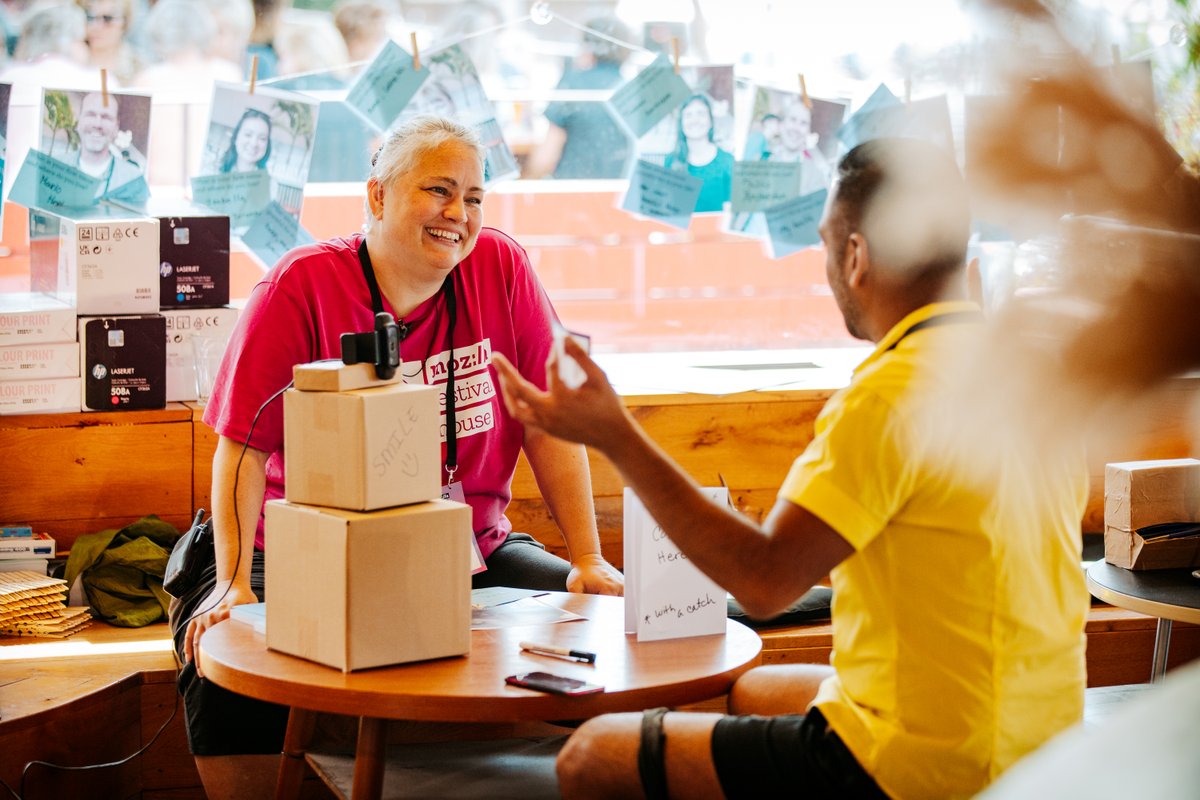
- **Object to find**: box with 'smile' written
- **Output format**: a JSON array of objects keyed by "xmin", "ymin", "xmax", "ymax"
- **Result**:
[{"xmin": 283, "ymin": 362, "xmax": 441, "ymax": 511}]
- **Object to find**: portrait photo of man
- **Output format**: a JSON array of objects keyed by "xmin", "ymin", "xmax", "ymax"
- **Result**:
[{"xmin": 40, "ymin": 87, "xmax": 151, "ymax": 199}]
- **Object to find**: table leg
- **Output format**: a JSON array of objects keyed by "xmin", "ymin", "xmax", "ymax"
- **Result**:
[
  {"xmin": 276, "ymin": 707, "xmax": 318, "ymax": 800},
  {"xmin": 1150, "ymin": 618, "xmax": 1173, "ymax": 683},
  {"xmin": 352, "ymin": 716, "xmax": 387, "ymax": 800}
]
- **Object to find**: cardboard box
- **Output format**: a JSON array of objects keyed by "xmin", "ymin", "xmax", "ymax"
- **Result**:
[
  {"xmin": 1104, "ymin": 459, "xmax": 1200, "ymax": 532},
  {"xmin": 78, "ymin": 316, "xmax": 166, "ymax": 411},
  {"xmin": 0, "ymin": 342, "xmax": 79, "ymax": 379},
  {"xmin": 264, "ymin": 498, "xmax": 472, "ymax": 671},
  {"xmin": 0, "ymin": 377, "xmax": 81, "ymax": 415},
  {"xmin": 160, "ymin": 307, "xmax": 240, "ymax": 401},
  {"xmin": 0, "ymin": 293, "xmax": 76, "ymax": 346},
  {"xmin": 284, "ymin": 381, "xmax": 440, "ymax": 511},
  {"xmin": 292, "ymin": 360, "xmax": 400, "ymax": 393},
  {"xmin": 1104, "ymin": 525, "xmax": 1200, "ymax": 570},
  {"xmin": 30, "ymin": 206, "xmax": 159, "ymax": 315}
]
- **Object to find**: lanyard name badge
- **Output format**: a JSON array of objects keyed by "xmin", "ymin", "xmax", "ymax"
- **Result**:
[{"xmin": 356, "ymin": 239, "xmax": 461, "ymax": 495}]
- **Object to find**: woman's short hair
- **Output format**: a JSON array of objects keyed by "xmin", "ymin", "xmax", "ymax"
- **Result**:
[
  {"xmin": 369, "ymin": 115, "xmax": 485, "ymax": 189},
  {"xmin": 15, "ymin": 4, "xmax": 86, "ymax": 61},
  {"xmin": 220, "ymin": 107, "xmax": 273, "ymax": 172},
  {"xmin": 143, "ymin": 0, "xmax": 217, "ymax": 59}
]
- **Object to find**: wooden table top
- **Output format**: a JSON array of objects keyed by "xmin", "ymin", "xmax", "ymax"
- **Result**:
[
  {"xmin": 1086, "ymin": 561, "xmax": 1200, "ymax": 625},
  {"xmin": 199, "ymin": 592, "xmax": 763, "ymax": 722}
]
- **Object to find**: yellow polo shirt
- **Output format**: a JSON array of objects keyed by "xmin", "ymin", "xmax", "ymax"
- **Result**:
[{"xmin": 780, "ymin": 302, "xmax": 1089, "ymax": 799}]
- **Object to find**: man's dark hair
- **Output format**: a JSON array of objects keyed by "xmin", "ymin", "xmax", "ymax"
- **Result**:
[{"xmin": 830, "ymin": 138, "xmax": 970, "ymax": 283}]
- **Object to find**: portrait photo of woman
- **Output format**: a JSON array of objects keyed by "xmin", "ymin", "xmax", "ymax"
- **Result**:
[
  {"xmin": 664, "ymin": 93, "xmax": 734, "ymax": 213},
  {"xmin": 637, "ymin": 65, "xmax": 736, "ymax": 213},
  {"xmin": 218, "ymin": 107, "xmax": 272, "ymax": 173}
]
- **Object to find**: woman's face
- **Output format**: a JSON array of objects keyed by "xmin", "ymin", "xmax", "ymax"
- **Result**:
[
  {"xmin": 369, "ymin": 141, "xmax": 484, "ymax": 279},
  {"xmin": 680, "ymin": 99, "xmax": 712, "ymax": 141},
  {"xmin": 780, "ymin": 103, "xmax": 812, "ymax": 151},
  {"xmin": 86, "ymin": 0, "xmax": 126, "ymax": 52},
  {"xmin": 235, "ymin": 116, "xmax": 270, "ymax": 169}
]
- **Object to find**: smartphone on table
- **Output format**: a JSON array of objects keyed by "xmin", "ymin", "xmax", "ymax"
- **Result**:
[{"xmin": 505, "ymin": 671, "xmax": 604, "ymax": 696}]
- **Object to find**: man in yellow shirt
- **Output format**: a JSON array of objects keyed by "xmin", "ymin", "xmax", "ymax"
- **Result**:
[{"xmin": 493, "ymin": 137, "xmax": 1089, "ymax": 799}]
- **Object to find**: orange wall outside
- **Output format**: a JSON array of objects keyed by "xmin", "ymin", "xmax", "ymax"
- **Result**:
[{"xmin": 1, "ymin": 191, "xmax": 852, "ymax": 354}]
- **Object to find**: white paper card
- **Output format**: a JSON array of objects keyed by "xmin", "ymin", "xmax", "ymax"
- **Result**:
[{"xmin": 623, "ymin": 486, "xmax": 728, "ymax": 642}]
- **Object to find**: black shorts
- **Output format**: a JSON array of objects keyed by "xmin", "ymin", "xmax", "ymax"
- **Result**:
[
  {"xmin": 710, "ymin": 707, "xmax": 890, "ymax": 799},
  {"xmin": 168, "ymin": 548, "xmax": 291, "ymax": 756}
]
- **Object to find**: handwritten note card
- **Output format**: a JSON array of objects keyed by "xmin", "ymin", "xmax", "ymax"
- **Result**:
[
  {"xmin": 105, "ymin": 175, "xmax": 150, "ymax": 205},
  {"xmin": 731, "ymin": 161, "xmax": 802, "ymax": 214},
  {"xmin": 609, "ymin": 53, "xmax": 692, "ymax": 138},
  {"xmin": 9, "ymin": 150, "xmax": 102, "ymax": 209},
  {"xmin": 622, "ymin": 160, "xmax": 702, "ymax": 229},
  {"xmin": 241, "ymin": 200, "xmax": 315, "ymax": 268},
  {"xmin": 624, "ymin": 487, "xmax": 728, "ymax": 642},
  {"xmin": 836, "ymin": 83, "xmax": 902, "ymax": 150},
  {"xmin": 190, "ymin": 170, "xmax": 271, "ymax": 222},
  {"xmin": 764, "ymin": 189, "xmax": 827, "ymax": 259},
  {"xmin": 345, "ymin": 39, "xmax": 429, "ymax": 132}
]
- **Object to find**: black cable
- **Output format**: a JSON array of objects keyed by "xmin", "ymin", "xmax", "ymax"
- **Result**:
[{"xmin": 7, "ymin": 381, "xmax": 292, "ymax": 800}]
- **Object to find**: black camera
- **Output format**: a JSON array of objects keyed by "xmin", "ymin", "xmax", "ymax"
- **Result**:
[{"xmin": 340, "ymin": 312, "xmax": 401, "ymax": 380}]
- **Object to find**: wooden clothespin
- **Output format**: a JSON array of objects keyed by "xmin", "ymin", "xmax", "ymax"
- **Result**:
[
  {"xmin": 100, "ymin": 69, "xmax": 109, "ymax": 107},
  {"xmin": 798, "ymin": 74, "xmax": 813, "ymax": 110},
  {"xmin": 671, "ymin": 37, "xmax": 680, "ymax": 74},
  {"xmin": 248, "ymin": 54, "xmax": 259, "ymax": 95},
  {"xmin": 411, "ymin": 32, "xmax": 421, "ymax": 71}
]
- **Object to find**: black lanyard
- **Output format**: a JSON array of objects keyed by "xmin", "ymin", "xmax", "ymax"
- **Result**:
[
  {"xmin": 884, "ymin": 310, "xmax": 983, "ymax": 352},
  {"xmin": 357, "ymin": 239, "xmax": 459, "ymax": 481}
]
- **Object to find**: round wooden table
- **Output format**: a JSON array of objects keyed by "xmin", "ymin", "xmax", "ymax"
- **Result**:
[
  {"xmin": 1085, "ymin": 561, "xmax": 1200, "ymax": 683},
  {"xmin": 200, "ymin": 592, "xmax": 762, "ymax": 799}
]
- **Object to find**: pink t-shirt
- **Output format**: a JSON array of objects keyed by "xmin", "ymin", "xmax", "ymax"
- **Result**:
[{"xmin": 203, "ymin": 229, "xmax": 557, "ymax": 557}]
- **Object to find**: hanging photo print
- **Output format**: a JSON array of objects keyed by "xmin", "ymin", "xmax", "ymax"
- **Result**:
[
  {"xmin": 38, "ymin": 87, "xmax": 151, "ymax": 202},
  {"xmin": 637, "ymin": 65, "xmax": 736, "ymax": 213},
  {"xmin": 194, "ymin": 82, "xmax": 320, "ymax": 233}
]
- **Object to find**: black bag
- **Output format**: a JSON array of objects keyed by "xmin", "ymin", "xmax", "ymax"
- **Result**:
[{"xmin": 163, "ymin": 509, "xmax": 214, "ymax": 598}]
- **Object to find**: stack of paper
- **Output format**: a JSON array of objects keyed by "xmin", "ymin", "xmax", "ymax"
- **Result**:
[{"xmin": 0, "ymin": 570, "xmax": 90, "ymax": 637}]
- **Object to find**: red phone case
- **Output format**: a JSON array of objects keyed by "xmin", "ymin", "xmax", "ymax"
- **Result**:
[{"xmin": 505, "ymin": 671, "xmax": 604, "ymax": 696}]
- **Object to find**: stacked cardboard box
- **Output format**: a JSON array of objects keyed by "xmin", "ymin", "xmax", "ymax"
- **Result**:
[
  {"xmin": 0, "ymin": 293, "xmax": 81, "ymax": 414},
  {"xmin": 1104, "ymin": 458, "xmax": 1200, "ymax": 570},
  {"xmin": 264, "ymin": 360, "xmax": 473, "ymax": 671}
]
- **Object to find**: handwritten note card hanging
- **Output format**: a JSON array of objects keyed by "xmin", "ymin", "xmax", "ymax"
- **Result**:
[
  {"xmin": 9, "ymin": 150, "xmax": 103, "ymax": 209},
  {"xmin": 609, "ymin": 53, "xmax": 692, "ymax": 138},
  {"xmin": 241, "ymin": 200, "xmax": 315, "ymax": 269},
  {"xmin": 730, "ymin": 161, "xmax": 802, "ymax": 214},
  {"xmin": 622, "ymin": 159, "xmax": 702, "ymax": 229},
  {"xmin": 623, "ymin": 487, "xmax": 728, "ymax": 642},
  {"xmin": 190, "ymin": 170, "xmax": 272, "ymax": 223},
  {"xmin": 764, "ymin": 189, "xmax": 827, "ymax": 259},
  {"xmin": 345, "ymin": 40, "xmax": 430, "ymax": 132}
]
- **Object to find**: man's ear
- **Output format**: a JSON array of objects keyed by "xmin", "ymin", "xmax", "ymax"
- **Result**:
[
  {"xmin": 845, "ymin": 232, "xmax": 869, "ymax": 288},
  {"xmin": 367, "ymin": 178, "xmax": 385, "ymax": 220}
]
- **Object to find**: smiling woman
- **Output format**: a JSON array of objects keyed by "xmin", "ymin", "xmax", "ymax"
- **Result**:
[{"xmin": 166, "ymin": 114, "xmax": 623, "ymax": 799}]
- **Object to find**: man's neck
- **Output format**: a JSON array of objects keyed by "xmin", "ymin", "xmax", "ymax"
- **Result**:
[
  {"xmin": 77, "ymin": 150, "xmax": 113, "ymax": 178},
  {"xmin": 869, "ymin": 281, "xmax": 968, "ymax": 343}
]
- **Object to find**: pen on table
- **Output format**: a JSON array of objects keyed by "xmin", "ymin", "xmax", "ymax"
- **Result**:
[{"xmin": 518, "ymin": 641, "xmax": 597, "ymax": 664}]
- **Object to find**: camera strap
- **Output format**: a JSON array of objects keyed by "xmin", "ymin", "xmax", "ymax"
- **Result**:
[{"xmin": 357, "ymin": 239, "xmax": 459, "ymax": 480}]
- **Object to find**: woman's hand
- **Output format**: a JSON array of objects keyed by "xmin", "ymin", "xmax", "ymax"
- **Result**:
[
  {"xmin": 183, "ymin": 580, "xmax": 259, "ymax": 678},
  {"xmin": 567, "ymin": 553, "xmax": 624, "ymax": 596}
]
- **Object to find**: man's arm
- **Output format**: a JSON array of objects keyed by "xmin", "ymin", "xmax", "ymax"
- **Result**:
[
  {"xmin": 493, "ymin": 342, "xmax": 852, "ymax": 617},
  {"xmin": 522, "ymin": 426, "xmax": 624, "ymax": 595},
  {"xmin": 183, "ymin": 435, "xmax": 269, "ymax": 675}
]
